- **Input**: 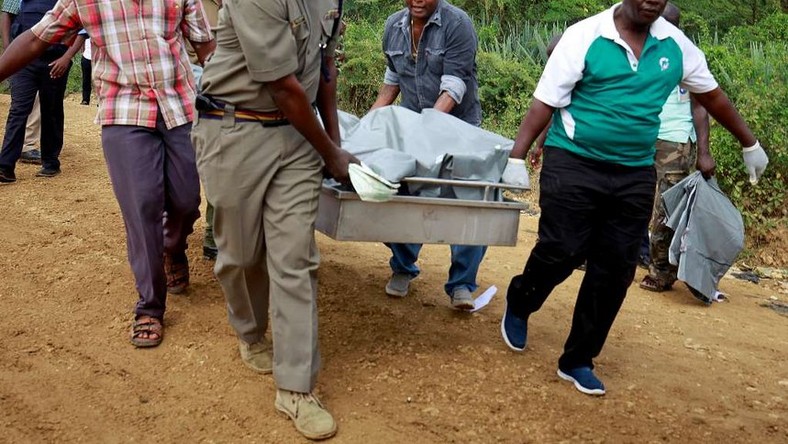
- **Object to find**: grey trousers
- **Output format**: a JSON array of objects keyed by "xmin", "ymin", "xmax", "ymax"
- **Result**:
[
  {"xmin": 192, "ymin": 112, "xmax": 323, "ymax": 393},
  {"xmin": 101, "ymin": 115, "xmax": 201, "ymax": 320}
]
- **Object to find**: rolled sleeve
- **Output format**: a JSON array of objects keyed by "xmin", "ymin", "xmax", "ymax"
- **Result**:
[
  {"xmin": 231, "ymin": 0, "xmax": 297, "ymax": 83},
  {"xmin": 180, "ymin": 0, "xmax": 213, "ymax": 43},
  {"xmin": 383, "ymin": 66, "xmax": 399, "ymax": 85},
  {"xmin": 30, "ymin": 0, "xmax": 81, "ymax": 45},
  {"xmin": 533, "ymin": 27, "xmax": 587, "ymax": 108},
  {"xmin": 440, "ymin": 74, "xmax": 465, "ymax": 104},
  {"xmin": 677, "ymin": 36, "xmax": 718, "ymax": 94},
  {"xmin": 1, "ymin": 0, "xmax": 21, "ymax": 15},
  {"xmin": 441, "ymin": 13, "xmax": 476, "ymax": 104}
]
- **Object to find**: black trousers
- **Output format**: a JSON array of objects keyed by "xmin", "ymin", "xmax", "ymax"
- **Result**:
[
  {"xmin": 0, "ymin": 57, "xmax": 71, "ymax": 172},
  {"xmin": 81, "ymin": 56, "xmax": 92, "ymax": 104},
  {"xmin": 507, "ymin": 147, "xmax": 655, "ymax": 371}
]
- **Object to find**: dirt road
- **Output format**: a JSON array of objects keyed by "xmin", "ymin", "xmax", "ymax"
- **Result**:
[{"xmin": 1, "ymin": 97, "xmax": 786, "ymax": 443}]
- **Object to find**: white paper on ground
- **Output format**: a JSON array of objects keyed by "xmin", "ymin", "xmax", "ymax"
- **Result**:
[{"xmin": 471, "ymin": 285, "xmax": 497, "ymax": 312}]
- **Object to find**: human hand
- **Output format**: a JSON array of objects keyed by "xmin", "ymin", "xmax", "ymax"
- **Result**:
[
  {"xmin": 49, "ymin": 57, "xmax": 71, "ymax": 78},
  {"xmin": 501, "ymin": 157, "xmax": 530, "ymax": 188},
  {"xmin": 742, "ymin": 141, "xmax": 768, "ymax": 185},
  {"xmin": 696, "ymin": 151, "xmax": 716, "ymax": 179},
  {"xmin": 324, "ymin": 148, "xmax": 359, "ymax": 185},
  {"xmin": 529, "ymin": 145, "xmax": 544, "ymax": 169}
]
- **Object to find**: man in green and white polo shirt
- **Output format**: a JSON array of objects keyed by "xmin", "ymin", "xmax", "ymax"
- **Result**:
[{"xmin": 499, "ymin": 0, "xmax": 768, "ymax": 396}]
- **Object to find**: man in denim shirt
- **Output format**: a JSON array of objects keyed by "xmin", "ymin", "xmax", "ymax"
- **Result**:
[{"xmin": 371, "ymin": 0, "xmax": 484, "ymax": 310}]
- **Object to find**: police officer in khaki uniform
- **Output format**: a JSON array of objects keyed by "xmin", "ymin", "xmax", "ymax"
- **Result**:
[
  {"xmin": 191, "ymin": 0, "xmax": 355, "ymax": 440},
  {"xmin": 185, "ymin": 0, "xmax": 222, "ymax": 260}
]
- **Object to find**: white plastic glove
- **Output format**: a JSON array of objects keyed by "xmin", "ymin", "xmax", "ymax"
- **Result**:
[
  {"xmin": 501, "ymin": 157, "xmax": 530, "ymax": 188},
  {"xmin": 742, "ymin": 141, "xmax": 769, "ymax": 185}
]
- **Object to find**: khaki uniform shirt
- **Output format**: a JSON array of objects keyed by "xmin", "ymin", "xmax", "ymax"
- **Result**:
[
  {"xmin": 201, "ymin": 0, "xmax": 340, "ymax": 112},
  {"xmin": 187, "ymin": 0, "xmax": 221, "ymax": 64}
]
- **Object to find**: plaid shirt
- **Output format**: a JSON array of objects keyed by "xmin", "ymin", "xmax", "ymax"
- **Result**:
[{"xmin": 31, "ymin": 0, "xmax": 212, "ymax": 129}]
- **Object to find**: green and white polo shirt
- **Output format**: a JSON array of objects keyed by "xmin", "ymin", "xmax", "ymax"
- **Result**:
[{"xmin": 535, "ymin": 4, "xmax": 718, "ymax": 167}]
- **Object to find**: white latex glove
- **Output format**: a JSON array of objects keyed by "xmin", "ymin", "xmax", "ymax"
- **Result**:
[
  {"xmin": 742, "ymin": 141, "xmax": 769, "ymax": 185},
  {"xmin": 501, "ymin": 157, "xmax": 530, "ymax": 188}
]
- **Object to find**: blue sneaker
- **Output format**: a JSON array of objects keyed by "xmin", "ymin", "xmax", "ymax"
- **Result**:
[
  {"xmin": 557, "ymin": 367, "xmax": 606, "ymax": 396},
  {"xmin": 500, "ymin": 302, "xmax": 527, "ymax": 351}
]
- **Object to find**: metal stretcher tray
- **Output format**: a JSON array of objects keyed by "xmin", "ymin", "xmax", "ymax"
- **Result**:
[{"xmin": 316, "ymin": 177, "xmax": 529, "ymax": 246}]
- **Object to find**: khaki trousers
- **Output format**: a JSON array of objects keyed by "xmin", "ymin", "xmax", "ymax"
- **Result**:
[
  {"xmin": 192, "ymin": 112, "xmax": 323, "ymax": 393},
  {"xmin": 23, "ymin": 93, "xmax": 41, "ymax": 151}
]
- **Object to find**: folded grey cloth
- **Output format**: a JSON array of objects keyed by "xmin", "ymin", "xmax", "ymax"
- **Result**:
[{"xmin": 663, "ymin": 171, "xmax": 744, "ymax": 303}]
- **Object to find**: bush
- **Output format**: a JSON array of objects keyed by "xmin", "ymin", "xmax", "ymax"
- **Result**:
[
  {"xmin": 336, "ymin": 21, "xmax": 387, "ymax": 116},
  {"xmin": 702, "ymin": 40, "xmax": 788, "ymax": 244},
  {"xmin": 476, "ymin": 51, "xmax": 540, "ymax": 137}
]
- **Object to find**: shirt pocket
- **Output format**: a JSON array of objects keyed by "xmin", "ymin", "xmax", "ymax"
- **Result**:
[
  {"xmin": 385, "ymin": 49, "xmax": 409, "ymax": 75},
  {"xmin": 425, "ymin": 47, "xmax": 445, "ymax": 76},
  {"xmin": 290, "ymin": 15, "xmax": 310, "ymax": 41},
  {"xmin": 321, "ymin": 8, "xmax": 340, "ymax": 45}
]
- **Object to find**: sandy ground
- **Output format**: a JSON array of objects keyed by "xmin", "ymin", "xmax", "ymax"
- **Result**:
[{"xmin": 0, "ymin": 97, "xmax": 786, "ymax": 443}]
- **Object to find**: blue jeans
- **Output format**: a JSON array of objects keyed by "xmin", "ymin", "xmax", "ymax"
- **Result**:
[{"xmin": 388, "ymin": 243, "xmax": 487, "ymax": 296}]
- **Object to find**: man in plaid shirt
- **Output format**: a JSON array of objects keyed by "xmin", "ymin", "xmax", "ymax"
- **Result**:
[{"xmin": 0, "ymin": 0, "xmax": 216, "ymax": 348}]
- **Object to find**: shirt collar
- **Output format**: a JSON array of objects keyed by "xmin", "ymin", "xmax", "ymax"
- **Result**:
[
  {"xmin": 396, "ymin": 0, "xmax": 445, "ymax": 29},
  {"xmin": 600, "ymin": 3, "xmax": 673, "ymax": 42}
]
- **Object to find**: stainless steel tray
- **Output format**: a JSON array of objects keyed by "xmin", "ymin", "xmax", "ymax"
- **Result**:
[{"xmin": 315, "ymin": 178, "xmax": 529, "ymax": 246}]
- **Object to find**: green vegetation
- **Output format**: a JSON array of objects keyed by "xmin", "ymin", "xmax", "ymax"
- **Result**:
[{"xmin": 338, "ymin": 2, "xmax": 787, "ymax": 247}]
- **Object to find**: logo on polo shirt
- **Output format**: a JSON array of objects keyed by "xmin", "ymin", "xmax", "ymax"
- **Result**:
[{"xmin": 659, "ymin": 57, "xmax": 670, "ymax": 71}]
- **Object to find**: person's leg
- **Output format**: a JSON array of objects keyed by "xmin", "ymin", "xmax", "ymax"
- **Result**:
[
  {"xmin": 23, "ymin": 93, "xmax": 41, "ymax": 154},
  {"xmin": 558, "ymin": 165, "xmax": 655, "ymax": 374},
  {"xmin": 262, "ymin": 126, "xmax": 335, "ymax": 438},
  {"xmin": 506, "ymin": 148, "xmax": 600, "ymax": 319},
  {"xmin": 260, "ymin": 125, "xmax": 323, "ymax": 392},
  {"xmin": 158, "ymin": 118, "xmax": 200, "ymax": 257},
  {"xmin": 203, "ymin": 201, "xmax": 218, "ymax": 259},
  {"xmin": 81, "ymin": 56, "xmax": 91, "ymax": 105},
  {"xmin": 384, "ymin": 242, "xmax": 423, "ymax": 297},
  {"xmin": 37, "ymin": 60, "xmax": 71, "ymax": 173},
  {"xmin": 101, "ymin": 124, "xmax": 168, "ymax": 322},
  {"xmin": 0, "ymin": 64, "xmax": 40, "ymax": 176},
  {"xmin": 388, "ymin": 243, "xmax": 423, "ymax": 277},
  {"xmin": 192, "ymin": 115, "xmax": 272, "ymax": 347},
  {"xmin": 444, "ymin": 245, "xmax": 487, "ymax": 295},
  {"xmin": 645, "ymin": 140, "xmax": 696, "ymax": 290}
]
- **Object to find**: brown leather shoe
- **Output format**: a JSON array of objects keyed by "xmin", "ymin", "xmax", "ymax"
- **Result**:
[{"xmin": 164, "ymin": 252, "xmax": 189, "ymax": 294}]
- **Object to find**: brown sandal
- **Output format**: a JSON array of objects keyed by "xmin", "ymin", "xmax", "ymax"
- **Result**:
[
  {"xmin": 639, "ymin": 275, "xmax": 672, "ymax": 292},
  {"xmin": 131, "ymin": 317, "xmax": 164, "ymax": 348},
  {"xmin": 164, "ymin": 253, "xmax": 189, "ymax": 294}
]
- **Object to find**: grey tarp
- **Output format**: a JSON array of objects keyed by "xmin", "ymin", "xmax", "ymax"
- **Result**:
[
  {"xmin": 662, "ymin": 171, "xmax": 744, "ymax": 303},
  {"xmin": 338, "ymin": 106, "xmax": 515, "ymax": 200}
]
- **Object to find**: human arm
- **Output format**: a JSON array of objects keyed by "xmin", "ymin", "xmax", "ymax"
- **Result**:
[
  {"xmin": 49, "ymin": 33, "xmax": 85, "ymax": 78},
  {"xmin": 370, "ymin": 83, "xmax": 399, "ymax": 110},
  {"xmin": 509, "ymin": 100, "xmax": 555, "ymax": 160},
  {"xmin": 268, "ymin": 74, "xmax": 356, "ymax": 183},
  {"xmin": 433, "ymin": 92, "xmax": 456, "ymax": 114},
  {"xmin": 679, "ymin": 36, "xmax": 767, "ymax": 183},
  {"xmin": 692, "ymin": 87, "xmax": 767, "ymax": 183},
  {"xmin": 0, "ymin": 30, "xmax": 50, "ymax": 82},
  {"xmin": 371, "ymin": 24, "xmax": 400, "ymax": 111},
  {"xmin": 529, "ymin": 116, "xmax": 552, "ymax": 169},
  {"xmin": 189, "ymin": 39, "xmax": 216, "ymax": 65},
  {"xmin": 182, "ymin": 0, "xmax": 215, "ymax": 65},
  {"xmin": 430, "ymin": 14, "xmax": 477, "ymax": 114},
  {"xmin": 1, "ymin": 12, "xmax": 13, "ymax": 51},
  {"xmin": 315, "ymin": 52, "xmax": 340, "ymax": 145},
  {"xmin": 690, "ymin": 94, "xmax": 714, "ymax": 178},
  {"xmin": 500, "ymin": 100, "xmax": 553, "ymax": 186}
]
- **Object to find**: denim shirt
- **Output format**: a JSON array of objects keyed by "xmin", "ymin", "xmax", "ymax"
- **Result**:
[{"xmin": 382, "ymin": 1, "xmax": 481, "ymax": 126}]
